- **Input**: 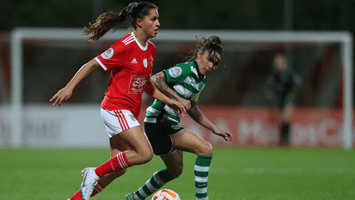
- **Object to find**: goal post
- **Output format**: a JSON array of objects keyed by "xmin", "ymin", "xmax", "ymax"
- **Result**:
[{"xmin": 9, "ymin": 28, "xmax": 353, "ymax": 148}]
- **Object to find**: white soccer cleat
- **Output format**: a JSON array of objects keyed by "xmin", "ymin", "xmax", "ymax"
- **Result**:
[
  {"xmin": 81, "ymin": 167, "xmax": 96, "ymax": 177},
  {"xmin": 80, "ymin": 167, "xmax": 100, "ymax": 200}
]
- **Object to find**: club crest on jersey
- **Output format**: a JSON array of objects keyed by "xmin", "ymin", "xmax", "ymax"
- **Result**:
[
  {"xmin": 128, "ymin": 114, "xmax": 136, "ymax": 121},
  {"xmin": 101, "ymin": 47, "xmax": 114, "ymax": 59},
  {"xmin": 143, "ymin": 58, "xmax": 148, "ymax": 68},
  {"xmin": 171, "ymin": 124, "xmax": 181, "ymax": 130},
  {"xmin": 169, "ymin": 66, "xmax": 182, "ymax": 78},
  {"xmin": 150, "ymin": 56, "xmax": 154, "ymax": 67},
  {"xmin": 198, "ymin": 82, "xmax": 204, "ymax": 91}
]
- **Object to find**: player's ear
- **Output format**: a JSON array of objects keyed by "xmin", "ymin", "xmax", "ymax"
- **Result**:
[{"xmin": 136, "ymin": 18, "xmax": 143, "ymax": 28}]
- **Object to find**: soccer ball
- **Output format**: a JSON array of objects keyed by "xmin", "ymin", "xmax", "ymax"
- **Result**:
[{"xmin": 151, "ymin": 189, "xmax": 181, "ymax": 200}]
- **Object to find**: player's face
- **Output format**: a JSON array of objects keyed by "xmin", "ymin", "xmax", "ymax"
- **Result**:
[
  {"xmin": 273, "ymin": 54, "xmax": 287, "ymax": 72},
  {"xmin": 140, "ymin": 9, "xmax": 160, "ymax": 38},
  {"xmin": 197, "ymin": 50, "xmax": 221, "ymax": 75}
]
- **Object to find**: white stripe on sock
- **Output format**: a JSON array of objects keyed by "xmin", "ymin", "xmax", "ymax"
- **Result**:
[
  {"xmin": 117, "ymin": 153, "xmax": 128, "ymax": 168},
  {"xmin": 116, "ymin": 154, "xmax": 124, "ymax": 169},
  {"xmin": 153, "ymin": 172, "xmax": 165, "ymax": 185},
  {"xmin": 195, "ymin": 176, "xmax": 208, "ymax": 183},
  {"xmin": 145, "ymin": 179, "xmax": 159, "ymax": 192},
  {"xmin": 138, "ymin": 187, "xmax": 148, "ymax": 198},
  {"xmin": 194, "ymin": 165, "xmax": 210, "ymax": 172},
  {"xmin": 195, "ymin": 187, "xmax": 207, "ymax": 194},
  {"xmin": 95, "ymin": 184, "xmax": 103, "ymax": 191}
]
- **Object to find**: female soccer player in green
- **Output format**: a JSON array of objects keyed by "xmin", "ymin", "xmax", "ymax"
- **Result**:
[{"xmin": 126, "ymin": 36, "xmax": 233, "ymax": 200}]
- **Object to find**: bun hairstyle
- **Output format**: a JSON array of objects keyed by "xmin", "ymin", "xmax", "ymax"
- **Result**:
[
  {"xmin": 83, "ymin": 1, "xmax": 158, "ymax": 42},
  {"xmin": 187, "ymin": 36, "xmax": 224, "ymax": 64}
]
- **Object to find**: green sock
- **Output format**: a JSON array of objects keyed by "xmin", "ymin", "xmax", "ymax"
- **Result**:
[
  {"xmin": 133, "ymin": 168, "xmax": 176, "ymax": 200},
  {"xmin": 194, "ymin": 155, "xmax": 213, "ymax": 199}
]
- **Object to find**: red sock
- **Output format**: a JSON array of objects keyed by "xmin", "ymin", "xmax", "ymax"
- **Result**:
[
  {"xmin": 69, "ymin": 181, "xmax": 106, "ymax": 200},
  {"xmin": 95, "ymin": 151, "xmax": 131, "ymax": 177}
]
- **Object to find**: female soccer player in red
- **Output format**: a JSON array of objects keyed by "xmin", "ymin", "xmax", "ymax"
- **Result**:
[
  {"xmin": 50, "ymin": 2, "xmax": 186, "ymax": 200},
  {"xmin": 125, "ymin": 36, "xmax": 233, "ymax": 200}
]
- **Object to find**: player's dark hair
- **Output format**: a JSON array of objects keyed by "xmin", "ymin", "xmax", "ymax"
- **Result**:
[
  {"xmin": 83, "ymin": 2, "xmax": 158, "ymax": 42},
  {"xmin": 187, "ymin": 36, "xmax": 224, "ymax": 65}
]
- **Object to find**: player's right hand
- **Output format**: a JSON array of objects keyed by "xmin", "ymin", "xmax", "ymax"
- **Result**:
[
  {"xmin": 50, "ymin": 87, "xmax": 73, "ymax": 106},
  {"xmin": 178, "ymin": 97, "xmax": 191, "ymax": 110}
]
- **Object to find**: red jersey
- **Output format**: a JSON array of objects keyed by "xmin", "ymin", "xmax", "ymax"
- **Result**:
[{"xmin": 95, "ymin": 32, "xmax": 156, "ymax": 118}]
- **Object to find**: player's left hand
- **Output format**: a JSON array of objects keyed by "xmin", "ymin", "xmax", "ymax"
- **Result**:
[{"xmin": 214, "ymin": 128, "xmax": 233, "ymax": 141}]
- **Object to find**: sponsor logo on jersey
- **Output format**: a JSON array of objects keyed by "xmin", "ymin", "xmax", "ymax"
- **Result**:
[
  {"xmin": 128, "ymin": 75, "xmax": 149, "ymax": 94},
  {"xmin": 101, "ymin": 47, "xmax": 114, "ymax": 59},
  {"xmin": 169, "ymin": 67, "xmax": 182, "ymax": 78},
  {"xmin": 143, "ymin": 58, "xmax": 148, "ymax": 68},
  {"xmin": 131, "ymin": 58, "xmax": 138, "ymax": 64}
]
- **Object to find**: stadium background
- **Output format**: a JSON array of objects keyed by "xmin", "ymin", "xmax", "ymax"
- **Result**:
[
  {"xmin": 1, "ymin": 0, "xmax": 355, "ymax": 148},
  {"xmin": 0, "ymin": 1, "xmax": 355, "ymax": 200}
]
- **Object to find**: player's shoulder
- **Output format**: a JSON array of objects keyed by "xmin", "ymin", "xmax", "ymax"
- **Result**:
[
  {"xmin": 110, "ymin": 33, "xmax": 135, "ymax": 48},
  {"xmin": 175, "ymin": 61, "xmax": 195, "ymax": 69},
  {"xmin": 120, "ymin": 33, "xmax": 135, "ymax": 45},
  {"xmin": 108, "ymin": 35, "xmax": 128, "ymax": 50},
  {"xmin": 166, "ymin": 61, "xmax": 196, "ymax": 78},
  {"xmin": 148, "ymin": 40, "xmax": 156, "ymax": 49},
  {"xmin": 147, "ymin": 40, "xmax": 156, "ymax": 54}
]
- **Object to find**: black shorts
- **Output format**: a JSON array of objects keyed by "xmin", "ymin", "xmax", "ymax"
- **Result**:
[{"xmin": 144, "ymin": 121, "xmax": 184, "ymax": 155}]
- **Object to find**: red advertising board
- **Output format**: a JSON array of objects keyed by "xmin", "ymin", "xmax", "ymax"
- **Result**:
[{"xmin": 139, "ymin": 106, "xmax": 353, "ymax": 147}]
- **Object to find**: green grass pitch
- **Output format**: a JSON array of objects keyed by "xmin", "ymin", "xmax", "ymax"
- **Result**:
[{"xmin": 1, "ymin": 146, "xmax": 354, "ymax": 200}]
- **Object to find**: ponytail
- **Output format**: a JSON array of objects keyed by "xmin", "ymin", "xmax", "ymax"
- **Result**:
[
  {"xmin": 83, "ymin": 2, "xmax": 157, "ymax": 42},
  {"xmin": 83, "ymin": 9, "xmax": 128, "ymax": 42},
  {"xmin": 187, "ymin": 36, "xmax": 224, "ymax": 62}
]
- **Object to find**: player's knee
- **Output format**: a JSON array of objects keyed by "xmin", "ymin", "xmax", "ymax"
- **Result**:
[
  {"xmin": 202, "ymin": 142, "xmax": 213, "ymax": 156},
  {"xmin": 137, "ymin": 149, "xmax": 154, "ymax": 164}
]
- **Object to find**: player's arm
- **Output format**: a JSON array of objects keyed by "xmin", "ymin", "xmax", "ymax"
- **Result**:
[
  {"xmin": 147, "ymin": 77, "xmax": 186, "ymax": 118},
  {"xmin": 50, "ymin": 59, "xmax": 100, "ymax": 106},
  {"xmin": 150, "ymin": 71, "xmax": 191, "ymax": 110},
  {"xmin": 187, "ymin": 101, "xmax": 233, "ymax": 141}
]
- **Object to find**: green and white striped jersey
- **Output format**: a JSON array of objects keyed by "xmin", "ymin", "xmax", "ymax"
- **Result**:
[{"xmin": 144, "ymin": 61, "xmax": 206, "ymax": 124}]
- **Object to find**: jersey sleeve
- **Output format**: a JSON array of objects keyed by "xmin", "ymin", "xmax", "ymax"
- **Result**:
[
  {"xmin": 94, "ymin": 41, "xmax": 127, "ymax": 72},
  {"xmin": 163, "ymin": 64, "xmax": 190, "ymax": 85}
]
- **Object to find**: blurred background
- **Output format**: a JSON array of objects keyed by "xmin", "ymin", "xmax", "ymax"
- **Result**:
[{"xmin": 0, "ymin": 0, "xmax": 354, "ymax": 148}]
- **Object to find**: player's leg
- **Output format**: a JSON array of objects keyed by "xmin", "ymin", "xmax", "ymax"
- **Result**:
[
  {"xmin": 94, "ymin": 126, "xmax": 154, "ymax": 176},
  {"xmin": 80, "ymin": 109, "xmax": 154, "ymax": 200},
  {"xmin": 280, "ymin": 103, "xmax": 295, "ymax": 146},
  {"xmin": 127, "ymin": 151, "xmax": 183, "ymax": 200},
  {"xmin": 69, "ymin": 133, "xmax": 131, "ymax": 200},
  {"xmin": 170, "ymin": 129, "xmax": 213, "ymax": 200},
  {"xmin": 81, "ymin": 126, "xmax": 153, "ymax": 199}
]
